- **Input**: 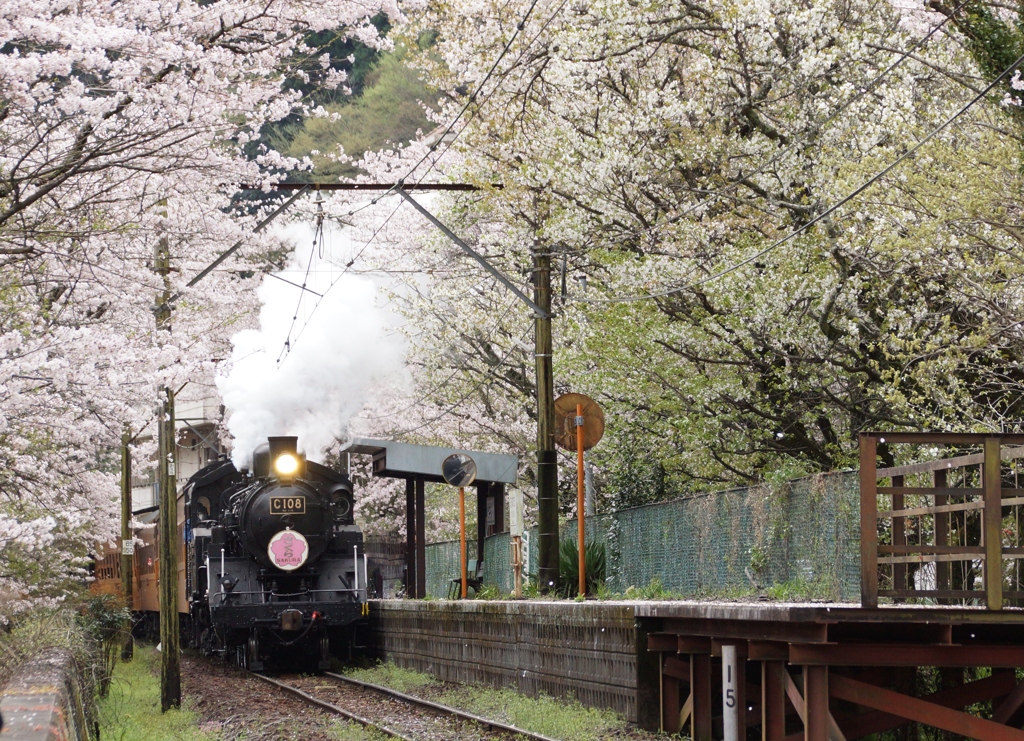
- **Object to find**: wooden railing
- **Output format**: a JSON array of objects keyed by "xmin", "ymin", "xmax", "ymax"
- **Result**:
[{"xmin": 860, "ymin": 432, "xmax": 1024, "ymax": 610}]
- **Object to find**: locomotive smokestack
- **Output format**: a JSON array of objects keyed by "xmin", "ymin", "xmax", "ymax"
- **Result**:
[
  {"xmin": 267, "ymin": 436, "xmax": 304, "ymax": 482},
  {"xmin": 268, "ymin": 436, "xmax": 298, "ymax": 458}
]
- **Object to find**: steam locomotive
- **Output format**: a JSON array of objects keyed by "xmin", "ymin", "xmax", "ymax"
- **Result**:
[
  {"xmin": 187, "ymin": 436, "xmax": 367, "ymax": 669},
  {"xmin": 91, "ymin": 435, "xmax": 368, "ymax": 670}
]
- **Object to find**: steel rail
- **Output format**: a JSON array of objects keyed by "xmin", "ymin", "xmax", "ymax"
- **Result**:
[
  {"xmin": 250, "ymin": 672, "xmax": 415, "ymax": 741},
  {"xmin": 323, "ymin": 671, "xmax": 561, "ymax": 741}
]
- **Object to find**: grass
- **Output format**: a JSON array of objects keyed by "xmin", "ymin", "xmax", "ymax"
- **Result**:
[
  {"xmin": 344, "ymin": 662, "xmax": 626, "ymax": 741},
  {"xmin": 439, "ymin": 685, "xmax": 622, "ymax": 741},
  {"xmin": 327, "ymin": 723, "xmax": 393, "ymax": 740},
  {"xmin": 98, "ymin": 647, "xmax": 216, "ymax": 741},
  {"xmin": 343, "ymin": 662, "xmax": 436, "ymax": 695}
]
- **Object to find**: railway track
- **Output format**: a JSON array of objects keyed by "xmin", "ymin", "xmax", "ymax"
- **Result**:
[{"xmin": 252, "ymin": 670, "xmax": 561, "ymax": 741}]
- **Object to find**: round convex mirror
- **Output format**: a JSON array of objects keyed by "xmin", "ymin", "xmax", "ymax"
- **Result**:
[{"xmin": 442, "ymin": 453, "xmax": 477, "ymax": 487}]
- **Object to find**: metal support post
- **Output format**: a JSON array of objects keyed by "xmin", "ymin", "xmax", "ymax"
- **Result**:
[
  {"xmin": 804, "ymin": 666, "xmax": 829, "ymax": 741},
  {"xmin": 763, "ymin": 660, "xmax": 787, "ymax": 741},
  {"xmin": 534, "ymin": 245, "xmax": 558, "ymax": 593},
  {"xmin": 691, "ymin": 653, "xmax": 713, "ymax": 741},
  {"xmin": 405, "ymin": 478, "xmax": 416, "ymax": 598},
  {"xmin": 415, "ymin": 479, "xmax": 426, "ymax": 598}
]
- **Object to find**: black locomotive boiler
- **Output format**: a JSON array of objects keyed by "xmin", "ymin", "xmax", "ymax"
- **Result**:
[{"xmin": 185, "ymin": 435, "xmax": 367, "ymax": 670}]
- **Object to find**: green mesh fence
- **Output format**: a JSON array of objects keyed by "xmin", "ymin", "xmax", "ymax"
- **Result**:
[
  {"xmin": 428, "ymin": 470, "xmax": 860, "ymax": 601},
  {"xmin": 424, "ymin": 540, "xmax": 461, "ymax": 598}
]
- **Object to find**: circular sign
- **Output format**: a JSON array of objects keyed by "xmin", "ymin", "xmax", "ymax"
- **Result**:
[
  {"xmin": 554, "ymin": 393, "xmax": 605, "ymax": 451},
  {"xmin": 267, "ymin": 529, "xmax": 309, "ymax": 571},
  {"xmin": 442, "ymin": 453, "xmax": 477, "ymax": 487}
]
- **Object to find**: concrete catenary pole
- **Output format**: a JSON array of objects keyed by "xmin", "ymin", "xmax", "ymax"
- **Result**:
[
  {"xmin": 154, "ymin": 224, "xmax": 180, "ymax": 712},
  {"xmin": 533, "ymin": 245, "xmax": 559, "ymax": 593},
  {"xmin": 120, "ymin": 425, "xmax": 133, "ymax": 661}
]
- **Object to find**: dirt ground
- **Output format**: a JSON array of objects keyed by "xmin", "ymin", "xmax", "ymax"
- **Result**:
[{"xmin": 181, "ymin": 653, "xmax": 344, "ymax": 740}]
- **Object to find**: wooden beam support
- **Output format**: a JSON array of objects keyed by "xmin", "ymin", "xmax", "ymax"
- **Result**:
[
  {"xmin": 993, "ymin": 679, "xmax": 1024, "ymax": 725},
  {"xmin": 892, "ymin": 475, "xmax": 906, "ymax": 597},
  {"xmin": 751, "ymin": 641, "xmax": 790, "ymax": 661},
  {"xmin": 691, "ymin": 653, "xmax": 713, "ymax": 741},
  {"xmin": 647, "ymin": 633, "xmax": 678, "ymax": 652},
  {"xmin": 985, "ymin": 437, "xmax": 1004, "ymax": 610},
  {"xmin": 790, "ymin": 643, "xmax": 1024, "ymax": 667},
  {"xmin": 839, "ymin": 670, "xmax": 1018, "ymax": 738},
  {"xmin": 680, "ymin": 636, "xmax": 714, "ymax": 654},
  {"xmin": 830, "ymin": 674, "xmax": 1024, "ymax": 741},
  {"xmin": 664, "ymin": 656, "xmax": 691, "ymax": 681},
  {"xmin": 804, "ymin": 666, "xmax": 832, "ymax": 741},
  {"xmin": 860, "ymin": 434, "xmax": 878, "ymax": 607},
  {"xmin": 663, "ymin": 673, "xmax": 681, "ymax": 734},
  {"xmin": 763, "ymin": 660, "xmax": 787, "ymax": 741},
  {"xmin": 663, "ymin": 618, "xmax": 829, "ymax": 644}
]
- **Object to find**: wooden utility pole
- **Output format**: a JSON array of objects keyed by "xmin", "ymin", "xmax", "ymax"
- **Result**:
[
  {"xmin": 533, "ymin": 245, "xmax": 559, "ymax": 593},
  {"xmin": 120, "ymin": 425, "xmax": 133, "ymax": 661},
  {"xmin": 155, "ymin": 225, "xmax": 181, "ymax": 712}
]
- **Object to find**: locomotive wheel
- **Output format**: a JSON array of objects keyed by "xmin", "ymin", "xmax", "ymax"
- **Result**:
[
  {"xmin": 247, "ymin": 629, "xmax": 263, "ymax": 671},
  {"xmin": 317, "ymin": 633, "xmax": 330, "ymax": 671}
]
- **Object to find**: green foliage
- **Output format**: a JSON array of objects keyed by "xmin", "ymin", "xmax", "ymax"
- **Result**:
[
  {"xmin": 78, "ymin": 594, "xmax": 132, "ymax": 645},
  {"xmin": 280, "ymin": 50, "xmax": 437, "ymax": 180},
  {"xmin": 78, "ymin": 594, "xmax": 133, "ymax": 697},
  {"xmin": 622, "ymin": 578, "xmax": 681, "ymax": 601},
  {"xmin": 328, "ymin": 723, "xmax": 393, "ymax": 741},
  {"xmin": 558, "ymin": 538, "xmax": 606, "ymax": 597},
  {"xmin": 99, "ymin": 647, "xmax": 214, "ymax": 741},
  {"xmin": 474, "ymin": 583, "xmax": 502, "ymax": 599},
  {"xmin": 0, "ymin": 607, "xmax": 100, "ymax": 702},
  {"xmin": 763, "ymin": 577, "xmax": 843, "ymax": 602}
]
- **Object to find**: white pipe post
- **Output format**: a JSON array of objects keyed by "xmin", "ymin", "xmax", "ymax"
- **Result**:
[
  {"xmin": 353, "ymin": 546, "xmax": 359, "ymax": 591},
  {"xmin": 722, "ymin": 645, "xmax": 740, "ymax": 741}
]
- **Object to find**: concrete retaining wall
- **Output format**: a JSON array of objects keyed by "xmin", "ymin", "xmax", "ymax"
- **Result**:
[
  {"xmin": 0, "ymin": 649, "xmax": 92, "ymax": 741},
  {"xmin": 368, "ymin": 599, "xmax": 660, "ymax": 725}
]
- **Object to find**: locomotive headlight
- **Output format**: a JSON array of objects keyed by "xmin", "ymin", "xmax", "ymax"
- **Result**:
[{"xmin": 274, "ymin": 453, "xmax": 299, "ymax": 476}]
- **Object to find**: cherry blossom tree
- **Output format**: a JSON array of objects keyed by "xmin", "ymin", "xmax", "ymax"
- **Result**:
[
  {"xmin": 0, "ymin": 0, "xmax": 402, "ymax": 616},
  {"xmin": 337, "ymin": 0, "xmax": 1024, "ymax": 509}
]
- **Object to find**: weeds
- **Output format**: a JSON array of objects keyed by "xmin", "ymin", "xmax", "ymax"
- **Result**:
[
  {"xmin": 345, "ymin": 661, "xmax": 635, "ymax": 741},
  {"xmin": 98, "ymin": 646, "xmax": 214, "ymax": 741},
  {"xmin": 439, "ymin": 685, "xmax": 622, "ymax": 741},
  {"xmin": 344, "ymin": 661, "xmax": 436, "ymax": 694}
]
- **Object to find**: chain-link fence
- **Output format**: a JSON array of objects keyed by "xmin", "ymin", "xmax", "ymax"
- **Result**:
[{"xmin": 421, "ymin": 470, "xmax": 860, "ymax": 601}]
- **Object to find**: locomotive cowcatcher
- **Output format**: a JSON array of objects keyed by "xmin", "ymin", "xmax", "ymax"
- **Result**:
[{"xmin": 186, "ymin": 435, "xmax": 367, "ymax": 670}]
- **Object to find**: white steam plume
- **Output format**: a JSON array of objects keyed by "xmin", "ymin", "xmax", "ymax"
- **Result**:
[{"xmin": 217, "ymin": 222, "xmax": 407, "ymax": 466}]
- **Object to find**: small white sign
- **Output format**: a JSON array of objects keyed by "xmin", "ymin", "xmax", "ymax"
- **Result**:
[
  {"xmin": 122, "ymin": 540, "xmax": 135, "ymax": 556},
  {"xmin": 509, "ymin": 487, "xmax": 524, "ymax": 537}
]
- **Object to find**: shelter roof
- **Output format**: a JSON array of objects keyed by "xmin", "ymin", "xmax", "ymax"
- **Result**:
[{"xmin": 339, "ymin": 437, "xmax": 518, "ymax": 485}]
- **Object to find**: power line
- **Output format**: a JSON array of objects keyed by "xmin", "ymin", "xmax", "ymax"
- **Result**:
[
  {"xmin": 569, "ymin": 41, "xmax": 1024, "ymax": 306},
  {"xmin": 547, "ymin": 1, "xmax": 969, "ymax": 264}
]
